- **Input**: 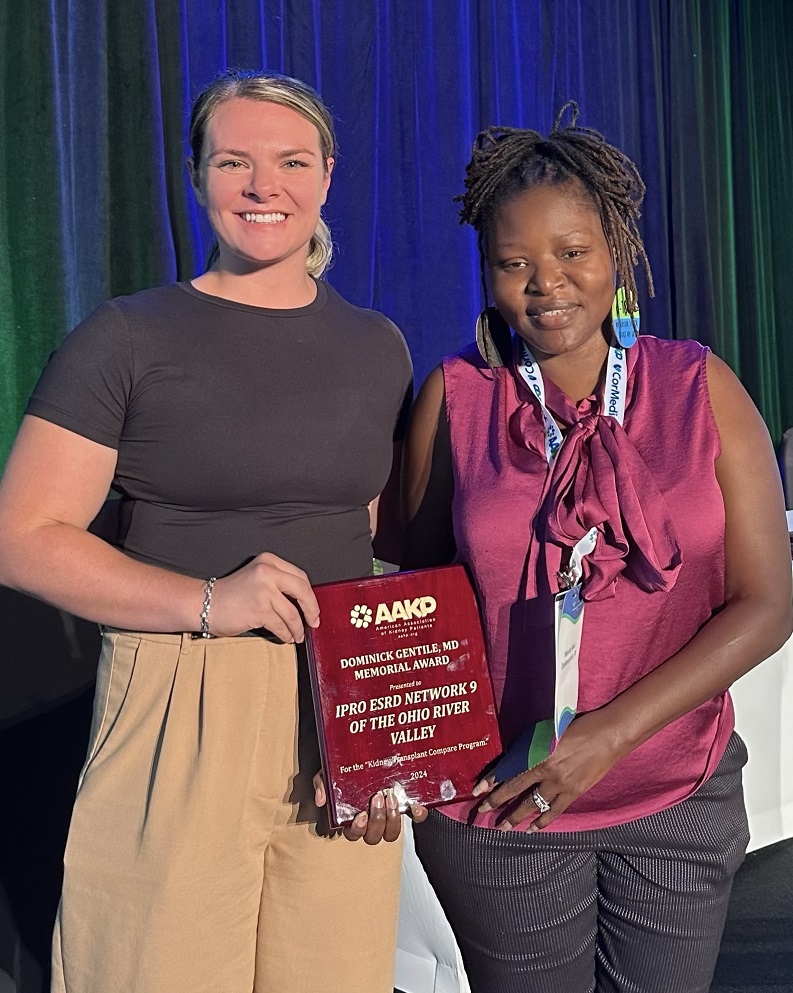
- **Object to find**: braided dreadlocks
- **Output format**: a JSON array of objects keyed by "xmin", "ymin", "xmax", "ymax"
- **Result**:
[{"xmin": 458, "ymin": 102, "xmax": 654, "ymax": 317}]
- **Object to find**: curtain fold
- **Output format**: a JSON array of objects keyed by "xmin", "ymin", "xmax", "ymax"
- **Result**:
[{"xmin": 1, "ymin": 0, "xmax": 792, "ymax": 465}]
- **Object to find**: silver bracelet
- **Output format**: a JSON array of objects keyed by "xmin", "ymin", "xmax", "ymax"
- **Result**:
[{"xmin": 200, "ymin": 577, "xmax": 217, "ymax": 638}]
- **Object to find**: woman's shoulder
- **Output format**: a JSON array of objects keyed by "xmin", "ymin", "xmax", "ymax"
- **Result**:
[
  {"xmin": 49, "ymin": 283, "xmax": 186, "ymax": 361},
  {"xmin": 70, "ymin": 283, "xmax": 191, "ymax": 337},
  {"xmin": 445, "ymin": 340, "xmax": 491, "ymax": 369},
  {"xmin": 633, "ymin": 334, "xmax": 711, "ymax": 392},
  {"xmin": 442, "ymin": 341, "xmax": 501, "ymax": 391},
  {"xmin": 636, "ymin": 333, "xmax": 708, "ymax": 365},
  {"xmin": 630, "ymin": 335, "xmax": 717, "ymax": 442},
  {"xmin": 324, "ymin": 282, "xmax": 403, "ymax": 335},
  {"xmin": 323, "ymin": 283, "xmax": 412, "ymax": 370},
  {"xmin": 105, "ymin": 282, "xmax": 196, "ymax": 322}
]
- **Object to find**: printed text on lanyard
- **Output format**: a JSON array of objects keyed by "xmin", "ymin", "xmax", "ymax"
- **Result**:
[
  {"xmin": 515, "ymin": 339, "xmax": 628, "ymax": 739},
  {"xmin": 516, "ymin": 341, "xmax": 628, "ymax": 465}
]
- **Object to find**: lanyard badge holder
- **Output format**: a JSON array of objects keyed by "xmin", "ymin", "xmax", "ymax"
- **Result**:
[
  {"xmin": 554, "ymin": 526, "xmax": 598, "ymax": 739},
  {"xmin": 492, "ymin": 525, "xmax": 599, "ymax": 784},
  {"xmin": 552, "ymin": 287, "xmax": 636, "ymax": 741},
  {"xmin": 517, "ymin": 322, "xmax": 633, "ymax": 743},
  {"xmin": 492, "ymin": 329, "xmax": 630, "ymax": 780}
]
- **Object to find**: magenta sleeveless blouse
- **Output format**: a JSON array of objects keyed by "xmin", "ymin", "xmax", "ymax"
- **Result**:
[{"xmin": 441, "ymin": 335, "xmax": 734, "ymax": 831}]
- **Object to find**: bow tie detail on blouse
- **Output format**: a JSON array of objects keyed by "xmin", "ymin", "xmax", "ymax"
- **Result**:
[{"xmin": 509, "ymin": 374, "xmax": 682, "ymax": 602}]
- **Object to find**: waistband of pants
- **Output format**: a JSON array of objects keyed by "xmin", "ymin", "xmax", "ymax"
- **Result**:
[{"xmin": 100, "ymin": 626, "xmax": 284, "ymax": 644}]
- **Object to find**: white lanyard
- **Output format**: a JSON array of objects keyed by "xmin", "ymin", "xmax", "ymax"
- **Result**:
[
  {"xmin": 559, "ymin": 526, "xmax": 599, "ymax": 588},
  {"xmin": 516, "ymin": 341, "xmax": 629, "ymax": 465},
  {"xmin": 514, "ymin": 340, "xmax": 631, "ymax": 743},
  {"xmin": 553, "ymin": 523, "xmax": 598, "ymax": 739}
]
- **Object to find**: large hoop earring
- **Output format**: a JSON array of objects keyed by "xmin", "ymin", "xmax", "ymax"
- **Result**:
[{"xmin": 475, "ymin": 307, "xmax": 511, "ymax": 368}]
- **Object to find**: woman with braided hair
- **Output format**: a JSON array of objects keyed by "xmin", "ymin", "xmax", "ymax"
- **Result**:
[{"xmin": 401, "ymin": 104, "xmax": 791, "ymax": 992}]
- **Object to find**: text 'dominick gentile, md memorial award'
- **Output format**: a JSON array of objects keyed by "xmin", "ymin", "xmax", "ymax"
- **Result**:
[{"xmin": 307, "ymin": 565, "xmax": 502, "ymax": 828}]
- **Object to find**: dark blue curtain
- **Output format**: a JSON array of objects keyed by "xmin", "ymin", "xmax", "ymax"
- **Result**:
[{"xmin": 2, "ymin": 0, "xmax": 793, "ymax": 462}]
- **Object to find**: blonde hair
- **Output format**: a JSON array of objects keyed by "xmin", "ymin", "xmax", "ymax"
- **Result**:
[{"xmin": 190, "ymin": 70, "xmax": 336, "ymax": 277}]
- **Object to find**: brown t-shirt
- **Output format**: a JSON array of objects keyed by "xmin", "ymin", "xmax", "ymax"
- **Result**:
[{"xmin": 27, "ymin": 279, "xmax": 412, "ymax": 585}]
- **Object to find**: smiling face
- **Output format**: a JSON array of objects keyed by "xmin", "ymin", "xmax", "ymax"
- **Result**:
[
  {"xmin": 487, "ymin": 179, "xmax": 616, "ymax": 364},
  {"xmin": 191, "ymin": 97, "xmax": 333, "ymax": 277}
]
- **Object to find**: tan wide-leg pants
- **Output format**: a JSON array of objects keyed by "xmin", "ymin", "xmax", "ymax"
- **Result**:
[{"xmin": 51, "ymin": 629, "xmax": 402, "ymax": 993}]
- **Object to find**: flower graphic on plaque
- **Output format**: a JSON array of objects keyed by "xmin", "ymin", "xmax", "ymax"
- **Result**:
[{"xmin": 349, "ymin": 604, "xmax": 373, "ymax": 629}]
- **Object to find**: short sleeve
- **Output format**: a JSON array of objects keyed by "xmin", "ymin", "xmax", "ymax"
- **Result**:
[
  {"xmin": 382, "ymin": 317, "xmax": 413, "ymax": 442},
  {"xmin": 25, "ymin": 301, "xmax": 134, "ymax": 450}
]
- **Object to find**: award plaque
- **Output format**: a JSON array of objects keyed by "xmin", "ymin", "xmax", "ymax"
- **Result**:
[{"xmin": 306, "ymin": 564, "xmax": 502, "ymax": 828}]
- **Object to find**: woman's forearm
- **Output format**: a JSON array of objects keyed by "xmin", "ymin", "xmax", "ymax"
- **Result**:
[
  {"xmin": 0, "ymin": 520, "xmax": 204, "ymax": 632},
  {"xmin": 602, "ymin": 591, "xmax": 792, "ymax": 760}
]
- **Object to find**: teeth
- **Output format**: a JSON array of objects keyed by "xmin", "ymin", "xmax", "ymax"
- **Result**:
[{"xmin": 241, "ymin": 212, "xmax": 286, "ymax": 223}]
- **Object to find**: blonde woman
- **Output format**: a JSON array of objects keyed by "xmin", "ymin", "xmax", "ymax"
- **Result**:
[{"xmin": 0, "ymin": 70, "xmax": 412, "ymax": 993}]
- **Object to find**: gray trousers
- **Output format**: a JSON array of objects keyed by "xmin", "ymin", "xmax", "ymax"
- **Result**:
[{"xmin": 413, "ymin": 732, "xmax": 749, "ymax": 993}]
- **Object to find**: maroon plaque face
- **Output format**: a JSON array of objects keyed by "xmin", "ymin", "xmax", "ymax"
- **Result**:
[{"xmin": 306, "ymin": 565, "xmax": 501, "ymax": 828}]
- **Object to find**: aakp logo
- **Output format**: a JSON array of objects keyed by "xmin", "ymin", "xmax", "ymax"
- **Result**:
[{"xmin": 350, "ymin": 604, "xmax": 373, "ymax": 629}]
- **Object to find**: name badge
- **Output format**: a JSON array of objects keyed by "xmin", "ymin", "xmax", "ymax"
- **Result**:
[
  {"xmin": 554, "ymin": 583, "xmax": 585, "ymax": 740},
  {"xmin": 553, "ymin": 526, "xmax": 597, "ymax": 741},
  {"xmin": 490, "ymin": 575, "xmax": 588, "ymax": 782}
]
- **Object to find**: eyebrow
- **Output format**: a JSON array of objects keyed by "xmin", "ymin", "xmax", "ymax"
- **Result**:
[
  {"xmin": 207, "ymin": 146, "xmax": 318, "ymax": 159},
  {"xmin": 279, "ymin": 147, "xmax": 318, "ymax": 158},
  {"xmin": 495, "ymin": 231, "xmax": 593, "ymax": 247}
]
